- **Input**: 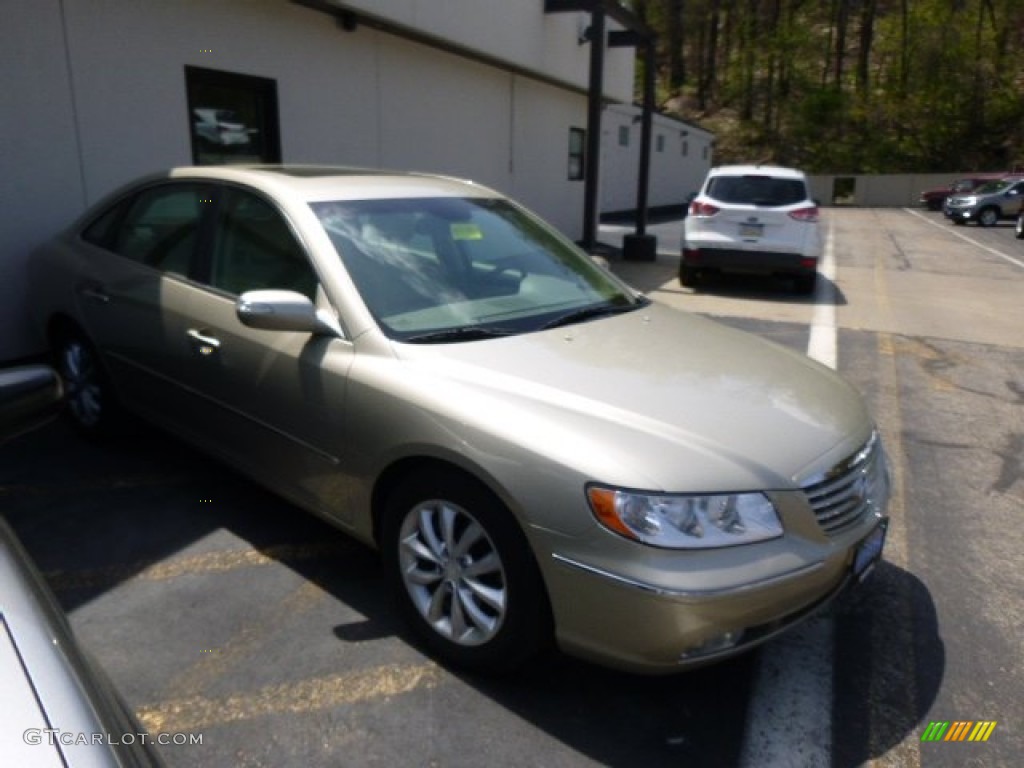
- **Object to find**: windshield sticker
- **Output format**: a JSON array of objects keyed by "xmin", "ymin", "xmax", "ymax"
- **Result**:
[{"xmin": 450, "ymin": 222, "xmax": 483, "ymax": 241}]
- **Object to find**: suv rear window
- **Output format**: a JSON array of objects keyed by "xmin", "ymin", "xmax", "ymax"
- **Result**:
[{"xmin": 706, "ymin": 175, "xmax": 807, "ymax": 206}]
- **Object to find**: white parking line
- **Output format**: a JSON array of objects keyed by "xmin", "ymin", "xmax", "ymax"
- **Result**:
[
  {"xmin": 738, "ymin": 217, "xmax": 838, "ymax": 767},
  {"xmin": 904, "ymin": 207, "xmax": 1024, "ymax": 269},
  {"xmin": 807, "ymin": 220, "xmax": 839, "ymax": 367}
]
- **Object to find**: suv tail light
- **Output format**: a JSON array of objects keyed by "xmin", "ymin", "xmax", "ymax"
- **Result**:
[
  {"xmin": 690, "ymin": 201, "xmax": 720, "ymax": 217},
  {"xmin": 789, "ymin": 206, "xmax": 819, "ymax": 223}
]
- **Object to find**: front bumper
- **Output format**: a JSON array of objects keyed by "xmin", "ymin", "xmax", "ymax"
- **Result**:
[
  {"xmin": 944, "ymin": 205, "xmax": 977, "ymax": 221},
  {"xmin": 541, "ymin": 518, "xmax": 887, "ymax": 674}
]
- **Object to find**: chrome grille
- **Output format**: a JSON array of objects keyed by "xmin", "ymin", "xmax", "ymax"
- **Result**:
[{"xmin": 802, "ymin": 433, "xmax": 888, "ymax": 536}]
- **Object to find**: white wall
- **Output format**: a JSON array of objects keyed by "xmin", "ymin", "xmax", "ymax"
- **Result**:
[
  {"xmin": 1, "ymin": 0, "xmax": 87, "ymax": 362},
  {"xmin": 0, "ymin": 0, "xmax": 625, "ymax": 359},
  {"xmin": 509, "ymin": 77, "xmax": 587, "ymax": 235},
  {"xmin": 341, "ymin": 0, "xmax": 635, "ymax": 102},
  {"xmin": 601, "ymin": 104, "xmax": 713, "ymax": 214}
]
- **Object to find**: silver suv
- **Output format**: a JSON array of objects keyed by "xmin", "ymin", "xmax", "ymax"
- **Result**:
[{"xmin": 944, "ymin": 177, "xmax": 1024, "ymax": 226}]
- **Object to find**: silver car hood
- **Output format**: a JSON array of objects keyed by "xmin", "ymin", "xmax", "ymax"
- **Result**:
[{"xmin": 391, "ymin": 303, "xmax": 872, "ymax": 492}]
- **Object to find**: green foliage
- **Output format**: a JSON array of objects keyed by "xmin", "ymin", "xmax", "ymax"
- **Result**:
[{"xmin": 645, "ymin": 0, "xmax": 1024, "ymax": 172}]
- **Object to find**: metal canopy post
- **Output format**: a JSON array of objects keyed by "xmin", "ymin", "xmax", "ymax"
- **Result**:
[
  {"xmin": 581, "ymin": 7, "xmax": 606, "ymax": 252},
  {"xmin": 545, "ymin": 1, "xmax": 657, "ymax": 259}
]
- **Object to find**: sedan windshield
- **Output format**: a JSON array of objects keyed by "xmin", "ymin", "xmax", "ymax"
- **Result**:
[{"xmin": 310, "ymin": 197, "xmax": 643, "ymax": 341}]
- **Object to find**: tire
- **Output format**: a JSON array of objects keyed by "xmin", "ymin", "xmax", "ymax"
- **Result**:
[
  {"xmin": 679, "ymin": 265, "xmax": 700, "ymax": 288},
  {"xmin": 794, "ymin": 273, "xmax": 817, "ymax": 295},
  {"xmin": 1015, "ymin": 213, "xmax": 1024, "ymax": 240},
  {"xmin": 382, "ymin": 469, "xmax": 551, "ymax": 674},
  {"xmin": 977, "ymin": 207, "xmax": 999, "ymax": 227},
  {"xmin": 53, "ymin": 328, "xmax": 123, "ymax": 436}
]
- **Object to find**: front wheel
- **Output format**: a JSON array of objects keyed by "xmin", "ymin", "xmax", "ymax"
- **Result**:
[
  {"xmin": 382, "ymin": 469, "xmax": 551, "ymax": 674},
  {"xmin": 977, "ymin": 207, "xmax": 999, "ymax": 227}
]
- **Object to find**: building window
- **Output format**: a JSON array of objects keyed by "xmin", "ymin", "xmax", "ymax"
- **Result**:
[
  {"xmin": 568, "ymin": 127, "xmax": 585, "ymax": 181},
  {"xmin": 186, "ymin": 66, "xmax": 281, "ymax": 165},
  {"xmin": 656, "ymin": 134, "xmax": 665, "ymax": 153},
  {"xmin": 618, "ymin": 126, "xmax": 630, "ymax": 147}
]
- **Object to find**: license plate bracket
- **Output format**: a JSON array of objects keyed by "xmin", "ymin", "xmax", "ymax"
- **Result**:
[{"xmin": 738, "ymin": 222, "xmax": 763, "ymax": 238}]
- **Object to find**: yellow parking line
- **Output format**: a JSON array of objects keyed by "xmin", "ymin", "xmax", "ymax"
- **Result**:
[
  {"xmin": 137, "ymin": 662, "xmax": 442, "ymax": 733},
  {"xmin": 164, "ymin": 580, "xmax": 326, "ymax": 699},
  {"xmin": 867, "ymin": 219, "xmax": 920, "ymax": 768},
  {"xmin": 44, "ymin": 540, "xmax": 352, "ymax": 592}
]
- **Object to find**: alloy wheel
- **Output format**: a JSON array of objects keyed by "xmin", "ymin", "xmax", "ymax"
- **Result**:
[
  {"xmin": 398, "ymin": 500, "xmax": 508, "ymax": 647},
  {"xmin": 59, "ymin": 338, "xmax": 103, "ymax": 428}
]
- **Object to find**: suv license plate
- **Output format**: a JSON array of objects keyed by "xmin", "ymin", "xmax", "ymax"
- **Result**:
[
  {"xmin": 853, "ymin": 521, "xmax": 887, "ymax": 581},
  {"xmin": 739, "ymin": 223, "xmax": 763, "ymax": 238}
]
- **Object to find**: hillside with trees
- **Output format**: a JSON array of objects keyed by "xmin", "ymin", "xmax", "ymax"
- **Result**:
[{"xmin": 630, "ymin": 0, "xmax": 1024, "ymax": 172}]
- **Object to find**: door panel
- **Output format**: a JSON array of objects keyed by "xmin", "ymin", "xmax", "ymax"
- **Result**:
[
  {"xmin": 75, "ymin": 183, "xmax": 211, "ymax": 418},
  {"xmin": 174, "ymin": 187, "xmax": 358, "ymax": 522}
]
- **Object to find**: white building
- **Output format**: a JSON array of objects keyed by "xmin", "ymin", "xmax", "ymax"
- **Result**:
[{"xmin": 1, "ymin": 0, "xmax": 711, "ymax": 361}]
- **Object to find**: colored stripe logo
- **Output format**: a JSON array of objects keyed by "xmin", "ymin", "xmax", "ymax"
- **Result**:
[{"xmin": 921, "ymin": 721, "xmax": 997, "ymax": 742}]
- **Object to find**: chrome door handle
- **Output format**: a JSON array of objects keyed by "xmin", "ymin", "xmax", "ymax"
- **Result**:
[{"xmin": 187, "ymin": 329, "xmax": 221, "ymax": 356}]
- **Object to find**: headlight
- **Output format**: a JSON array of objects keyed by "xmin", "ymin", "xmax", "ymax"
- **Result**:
[{"xmin": 587, "ymin": 487, "xmax": 783, "ymax": 549}]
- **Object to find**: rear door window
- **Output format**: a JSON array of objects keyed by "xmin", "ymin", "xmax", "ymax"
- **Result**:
[
  {"xmin": 98, "ymin": 184, "xmax": 210, "ymax": 275},
  {"xmin": 706, "ymin": 175, "xmax": 807, "ymax": 207}
]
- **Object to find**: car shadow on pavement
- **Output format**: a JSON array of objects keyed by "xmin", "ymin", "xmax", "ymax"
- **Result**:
[
  {"xmin": 607, "ymin": 251, "xmax": 848, "ymax": 309},
  {"xmin": 831, "ymin": 561, "xmax": 945, "ymax": 767},
  {"xmin": 684, "ymin": 273, "xmax": 849, "ymax": 307}
]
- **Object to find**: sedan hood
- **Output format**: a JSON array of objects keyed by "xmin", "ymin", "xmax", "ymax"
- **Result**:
[{"xmin": 391, "ymin": 303, "xmax": 872, "ymax": 492}]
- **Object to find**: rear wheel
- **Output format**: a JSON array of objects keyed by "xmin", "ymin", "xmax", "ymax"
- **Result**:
[
  {"xmin": 382, "ymin": 469, "xmax": 551, "ymax": 673},
  {"xmin": 1015, "ymin": 212, "xmax": 1024, "ymax": 239},
  {"xmin": 53, "ymin": 328, "xmax": 122, "ymax": 436},
  {"xmin": 794, "ymin": 273, "xmax": 817, "ymax": 295},
  {"xmin": 977, "ymin": 207, "xmax": 999, "ymax": 227},
  {"xmin": 679, "ymin": 265, "xmax": 701, "ymax": 289}
]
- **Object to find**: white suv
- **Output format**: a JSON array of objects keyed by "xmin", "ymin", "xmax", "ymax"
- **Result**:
[{"xmin": 680, "ymin": 165, "xmax": 823, "ymax": 294}]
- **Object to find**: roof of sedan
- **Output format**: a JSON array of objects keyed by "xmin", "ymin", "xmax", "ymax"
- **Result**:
[{"xmin": 167, "ymin": 164, "xmax": 501, "ymax": 201}]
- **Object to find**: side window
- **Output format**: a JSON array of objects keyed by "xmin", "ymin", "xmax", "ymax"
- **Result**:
[
  {"xmin": 209, "ymin": 189, "xmax": 318, "ymax": 300},
  {"xmin": 81, "ymin": 197, "xmax": 131, "ymax": 249},
  {"xmin": 105, "ymin": 185, "xmax": 207, "ymax": 273}
]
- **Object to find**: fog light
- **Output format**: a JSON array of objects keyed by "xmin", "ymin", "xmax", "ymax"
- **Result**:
[{"xmin": 678, "ymin": 630, "xmax": 743, "ymax": 660}]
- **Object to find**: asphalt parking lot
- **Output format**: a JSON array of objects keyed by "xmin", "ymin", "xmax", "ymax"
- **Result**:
[{"xmin": 3, "ymin": 207, "xmax": 1022, "ymax": 767}]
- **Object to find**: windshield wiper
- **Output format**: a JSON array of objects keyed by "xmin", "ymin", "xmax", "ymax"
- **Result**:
[
  {"xmin": 404, "ymin": 326, "xmax": 516, "ymax": 344},
  {"xmin": 540, "ymin": 298, "xmax": 647, "ymax": 330}
]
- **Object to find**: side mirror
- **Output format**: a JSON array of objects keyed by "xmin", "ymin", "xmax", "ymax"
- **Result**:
[{"xmin": 236, "ymin": 290, "xmax": 342, "ymax": 337}]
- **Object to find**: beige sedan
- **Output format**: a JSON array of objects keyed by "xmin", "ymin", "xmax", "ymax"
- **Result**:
[{"xmin": 28, "ymin": 166, "xmax": 889, "ymax": 674}]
